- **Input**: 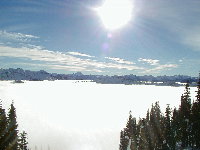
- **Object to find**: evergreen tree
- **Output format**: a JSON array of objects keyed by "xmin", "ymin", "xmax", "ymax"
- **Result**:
[
  {"xmin": 179, "ymin": 83, "xmax": 192, "ymax": 147},
  {"xmin": 0, "ymin": 101, "xmax": 8, "ymax": 150},
  {"xmin": 196, "ymin": 72, "xmax": 200, "ymax": 102},
  {"xmin": 171, "ymin": 108, "xmax": 180, "ymax": 149},
  {"xmin": 125, "ymin": 111, "xmax": 137, "ymax": 150},
  {"xmin": 191, "ymin": 101, "xmax": 196, "ymax": 148},
  {"xmin": 149, "ymin": 102, "xmax": 164, "ymax": 150},
  {"xmin": 6, "ymin": 102, "xmax": 18, "ymax": 150},
  {"xmin": 119, "ymin": 130, "xmax": 129, "ymax": 150},
  {"xmin": 145, "ymin": 109, "xmax": 153, "ymax": 150},
  {"xmin": 163, "ymin": 104, "xmax": 173, "ymax": 149},
  {"xmin": 146, "ymin": 109, "xmax": 150, "ymax": 122},
  {"xmin": 191, "ymin": 73, "xmax": 200, "ymax": 148},
  {"xmin": 125, "ymin": 111, "xmax": 134, "ymax": 138},
  {"xmin": 119, "ymin": 112, "xmax": 135, "ymax": 150},
  {"xmin": 0, "ymin": 100, "xmax": 29, "ymax": 150},
  {"xmin": 18, "ymin": 131, "xmax": 29, "ymax": 150},
  {"xmin": 137, "ymin": 118, "xmax": 150, "ymax": 150}
]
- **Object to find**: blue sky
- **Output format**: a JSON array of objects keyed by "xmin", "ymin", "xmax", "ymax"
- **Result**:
[{"xmin": 0, "ymin": 0, "xmax": 200, "ymax": 76}]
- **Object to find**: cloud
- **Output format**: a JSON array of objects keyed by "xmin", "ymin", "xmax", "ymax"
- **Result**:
[
  {"xmin": 105, "ymin": 57, "xmax": 135, "ymax": 65},
  {"xmin": 0, "ymin": 45, "xmax": 178, "ymax": 74},
  {"xmin": 142, "ymin": 64, "xmax": 178, "ymax": 73},
  {"xmin": 138, "ymin": 58, "xmax": 159, "ymax": 65},
  {"xmin": 67, "ymin": 51, "xmax": 95, "ymax": 58},
  {"xmin": 0, "ymin": 45, "xmax": 143, "ymax": 73},
  {"xmin": 137, "ymin": 57, "xmax": 177, "ymax": 73},
  {"xmin": 179, "ymin": 59, "xmax": 183, "ymax": 62},
  {"xmin": 0, "ymin": 30, "xmax": 39, "ymax": 42},
  {"xmin": 19, "ymin": 44, "xmax": 43, "ymax": 50}
]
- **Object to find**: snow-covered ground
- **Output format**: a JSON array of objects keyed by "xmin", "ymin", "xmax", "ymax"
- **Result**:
[{"xmin": 0, "ymin": 80, "xmax": 197, "ymax": 150}]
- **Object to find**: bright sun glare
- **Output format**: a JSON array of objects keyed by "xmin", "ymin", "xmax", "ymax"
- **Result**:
[{"xmin": 96, "ymin": 0, "xmax": 133, "ymax": 30}]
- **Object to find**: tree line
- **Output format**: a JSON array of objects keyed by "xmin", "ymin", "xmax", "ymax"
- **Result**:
[
  {"xmin": 0, "ymin": 101, "xmax": 28, "ymax": 150},
  {"xmin": 119, "ymin": 74, "xmax": 200, "ymax": 150}
]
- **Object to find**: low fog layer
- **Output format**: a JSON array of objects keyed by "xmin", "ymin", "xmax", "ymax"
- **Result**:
[{"xmin": 0, "ymin": 81, "xmax": 196, "ymax": 150}]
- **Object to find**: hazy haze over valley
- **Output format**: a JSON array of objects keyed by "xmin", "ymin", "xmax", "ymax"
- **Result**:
[{"xmin": 0, "ymin": 80, "xmax": 197, "ymax": 150}]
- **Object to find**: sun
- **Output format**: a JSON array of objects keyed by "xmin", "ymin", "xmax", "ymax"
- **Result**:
[{"xmin": 95, "ymin": 0, "xmax": 133, "ymax": 30}]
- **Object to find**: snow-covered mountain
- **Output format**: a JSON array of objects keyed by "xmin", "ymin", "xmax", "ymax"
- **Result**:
[{"xmin": 0, "ymin": 68, "xmax": 198, "ymax": 86}]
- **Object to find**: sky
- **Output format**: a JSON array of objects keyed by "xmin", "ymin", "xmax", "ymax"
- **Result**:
[{"xmin": 0, "ymin": 0, "xmax": 200, "ymax": 76}]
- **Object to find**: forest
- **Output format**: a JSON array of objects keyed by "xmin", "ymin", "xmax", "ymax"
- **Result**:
[
  {"xmin": 119, "ymin": 74, "xmax": 200, "ymax": 150},
  {"xmin": 0, "ymin": 101, "xmax": 28, "ymax": 150}
]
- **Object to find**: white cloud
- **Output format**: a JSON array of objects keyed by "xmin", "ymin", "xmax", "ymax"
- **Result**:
[
  {"xmin": 0, "ymin": 45, "xmax": 178, "ymax": 74},
  {"xmin": 137, "ymin": 57, "xmax": 177, "ymax": 73},
  {"xmin": 138, "ymin": 58, "xmax": 159, "ymax": 65},
  {"xmin": 67, "ymin": 51, "xmax": 95, "ymax": 58},
  {"xmin": 105, "ymin": 57, "xmax": 135, "ymax": 65},
  {"xmin": 179, "ymin": 59, "xmax": 183, "ymax": 62},
  {"xmin": 0, "ymin": 45, "xmax": 143, "ymax": 73},
  {"xmin": 22, "ymin": 44, "xmax": 43, "ymax": 50},
  {"xmin": 142, "ymin": 64, "xmax": 178, "ymax": 73},
  {"xmin": 0, "ymin": 30, "xmax": 39, "ymax": 42}
]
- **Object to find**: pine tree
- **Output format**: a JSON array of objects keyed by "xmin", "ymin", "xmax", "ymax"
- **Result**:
[
  {"xmin": 0, "ymin": 100, "xmax": 8, "ymax": 150},
  {"xmin": 163, "ymin": 104, "xmax": 173, "ymax": 149},
  {"xmin": 171, "ymin": 108, "xmax": 180, "ymax": 149},
  {"xmin": 126, "ymin": 111, "xmax": 134, "ymax": 138},
  {"xmin": 6, "ymin": 102, "xmax": 19, "ymax": 150},
  {"xmin": 119, "ymin": 130, "xmax": 129, "ymax": 150},
  {"xmin": 191, "ymin": 73, "xmax": 200, "ymax": 148},
  {"xmin": 18, "ymin": 131, "xmax": 29, "ymax": 150},
  {"xmin": 0, "ymin": 100, "xmax": 29, "ymax": 150},
  {"xmin": 149, "ymin": 102, "xmax": 164, "ymax": 150},
  {"xmin": 146, "ymin": 109, "xmax": 150, "ymax": 122},
  {"xmin": 179, "ymin": 82, "xmax": 192, "ymax": 147},
  {"xmin": 149, "ymin": 104, "xmax": 156, "ymax": 150},
  {"xmin": 137, "ymin": 118, "xmax": 151, "ymax": 150},
  {"xmin": 196, "ymin": 72, "xmax": 200, "ymax": 103},
  {"xmin": 191, "ymin": 101, "xmax": 196, "ymax": 148},
  {"xmin": 145, "ymin": 109, "xmax": 153, "ymax": 150},
  {"xmin": 125, "ymin": 111, "xmax": 137, "ymax": 150}
]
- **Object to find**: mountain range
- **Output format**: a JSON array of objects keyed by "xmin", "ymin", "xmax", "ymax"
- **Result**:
[{"xmin": 0, "ymin": 68, "xmax": 198, "ymax": 86}]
